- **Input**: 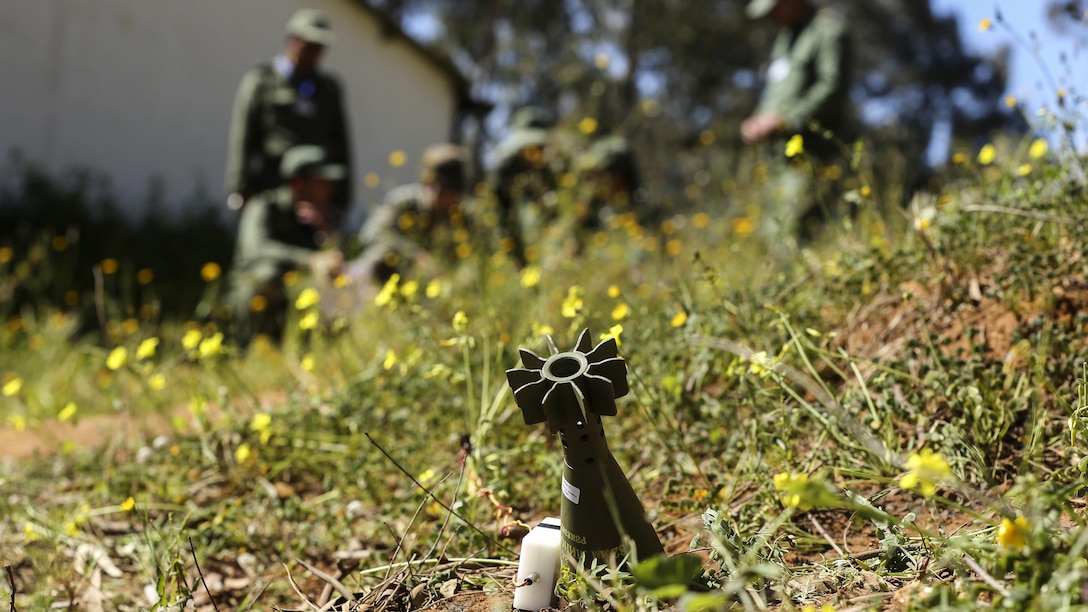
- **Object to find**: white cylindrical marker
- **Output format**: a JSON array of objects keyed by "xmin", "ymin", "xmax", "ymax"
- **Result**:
[{"xmin": 513, "ymin": 517, "xmax": 562, "ymax": 611}]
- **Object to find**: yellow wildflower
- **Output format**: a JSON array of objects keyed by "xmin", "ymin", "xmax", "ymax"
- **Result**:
[
  {"xmin": 295, "ymin": 288, "xmax": 320, "ymax": 310},
  {"xmin": 2, "ymin": 377, "xmax": 22, "ymax": 397},
  {"xmin": 600, "ymin": 324, "xmax": 623, "ymax": 347},
  {"xmin": 773, "ymin": 472, "xmax": 812, "ymax": 510},
  {"xmin": 520, "ymin": 266, "xmax": 542, "ymax": 288},
  {"xmin": 997, "ymin": 516, "xmax": 1030, "ymax": 550},
  {"xmin": 400, "ymin": 279, "xmax": 419, "ymax": 299},
  {"xmin": 120, "ymin": 497, "xmax": 136, "ymax": 512},
  {"xmin": 578, "ymin": 117, "xmax": 598, "ymax": 135},
  {"xmin": 531, "ymin": 321, "xmax": 554, "ymax": 337},
  {"xmin": 249, "ymin": 295, "xmax": 268, "ymax": 312},
  {"xmin": 611, "ymin": 303, "xmax": 629, "ymax": 320},
  {"xmin": 785, "ymin": 134, "xmax": 804, "ymax": 158},
  {"xmin": 1005, "ymin": 95, "xmax": 1017, "ymax": 108},
  {"xmin": 670, "ymin": 311, "xmax": 688, "ymax": 327},
  {"xmin": 182, "ymin": 329, "xmax": 202, "ymax": 350},
  {"xmin": 250, "ymin": 412, "xmax": 272, "ymax": 432},
  {"xmin": 106, "ymin": 346, "xmax": 128, "ymax": 371},
  {"xmin": 200, "ymin": 262, "xmax": 221, "ymax": 282},
  {"xmin": 561, "ymin": 286, "xmax": 584, "ymax": 319},
  {"xmin": 952, "ymin": 152, "xmax": 967, "ymax": 165},
  {"xmin": 383, "ymin": 349, "xmax": 398, "ymax": 370},
  {"xmin": 425, "ymin": 279, "xmax": 442, "ymax": 299},
  {"xmin": 198, "ymin": 332, "xmax": 224, "ymax": 358},
  {"xmin": 607, "ymin": 285, "xmax": 621, "ymax": 298},
  {"xmin": 1017, "ymin": 164, "xmax": 1032, "ymax": 177},
  {"xmin": 692, "ymin": 212, "xmax": 711, "ymax": 229},
  {"xmin": 334, "ymin": 274, "xmax": 349, "ymax": 288},
  {"xmin": 979, "ymin": 17, "xmax": 991, "ymax": 31},
  {"xmin": 235, "ymin": 443, "xmax": 251, "ymax": 463},
  {"xmin": 899, "ymin": 448, "xmax": 952, "ymax": 497},
  {"xmin": 58, "ymin": 402, "xmax": 78, "ymax": 423},
  {"xmin": 301, "ymin": 353, "xmax": 315, "ymax": 372},
  {"xmin": 731, "ymin": 216, "xmax": 756, "ymax": 237},
  {"xmin": 977, "ymin": 144, "xmax": 996, "ymax": 165},
  {"xmin": 298, "ymin": 311, "xmax": 319, "ymax": 331},
  {"xmin": 747, "ymin": 351, "xmax": 776, "ymax": 375},
  {"xmin": 136, "ymin": 337, "xmax": 159, "ymax": 360},
  {"xmin": 1029, "ymin": 139, "xmax": 1048, "ymax": 159},
  {"xmin": 375, "ymin": 273, "xmax": 400, "ymax": 307},
  {"xmin": 452, "ymin": 310, "xmax": 469, "ymax": 332},
  {"xmin": 23, "ymin": 523, "xmax": 40, "ymax": 542},
  {"xmin": 148, "ymin": 373, "xmax": 166, "ymax": 391},
  {"xmin": 9, "ymin": 414, "xmax": 26, "ymax": 432}
]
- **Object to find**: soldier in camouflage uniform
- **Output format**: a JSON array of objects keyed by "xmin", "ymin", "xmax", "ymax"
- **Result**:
[
  {"xmin": 229, "ymin": 146, "xmax": 345, "ymax": 347},
  {"xmin": 356, "ymin": 145, "xmax": 470, "ymax": 283},
  {"xmin": 225, "ymin": 9, "xmax": 352, "ymax": 224},
  {"xmin": 575, "ymin": 135, "xmax": 648, "ymax": 232},
  {"xmin": 488, "ymin": 107, "xmax": 560, "ymax": 267},
  {"xmin": 741, "ymin": 0, "xmax": 852, "ymax": 245}
]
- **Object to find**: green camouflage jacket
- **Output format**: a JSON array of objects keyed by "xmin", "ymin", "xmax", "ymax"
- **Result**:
[
  {"xmin": 358, "ymin": 183, "xmax": 471, "ymax": 275},
  {"xmin": 225, "ymin": 61, "xmax": 352, "ymax": 201},
  {"xmin": 756, "ymin": 9, "xmax": 851, "ymax": 138},
  {"xmin": 231, "ymin": 187, "xmax": 323, "ymax": 286}
]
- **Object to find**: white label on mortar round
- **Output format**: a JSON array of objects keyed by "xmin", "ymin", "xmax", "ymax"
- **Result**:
[{"xmin": 562, "ymin": 477, "xmax": 581, "ymax": 504}]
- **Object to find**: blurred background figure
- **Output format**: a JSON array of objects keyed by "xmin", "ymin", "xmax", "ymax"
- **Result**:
[
  {"xmin": 354, "ymin": 144, "xmax": 471, "ymax": 284},
  {"xmin": 741, "ymin": 0, "xmax": 853, "ymax": 247},
  {"xmin": 575, "ymin": 135, "xmax": 649, "ymax": 232},
  {"xmin": 228, "ymin": 145, "xmax": 345, "ymax": 347},
  {"xmin": 488, "ymin": 106, "xmax": 560, "ymax": 267},
  {"xmin": 225, "ymin": 9, "xmax": 353, "ymax": 227}
]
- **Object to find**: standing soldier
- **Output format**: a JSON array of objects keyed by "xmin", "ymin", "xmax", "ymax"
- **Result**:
[
  {"xmin": 355, "ymin": 144, "xmax": 471, "ymax": 283},
  {"xmin": 741, "ymin": 0, "xmax": 852, "ymax": 245},
  {"xmin": 225, "ymin": 9, "xmax": 353, "ymax": 225},
  {"xmin": 229, "ymin": 146, "xmax": 345, "ymax": 347}
]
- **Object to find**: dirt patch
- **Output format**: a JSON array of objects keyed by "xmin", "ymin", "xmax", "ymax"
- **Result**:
[{"xmin": 0, "ymin": 411, "xmax": 179, "ymax": 460}]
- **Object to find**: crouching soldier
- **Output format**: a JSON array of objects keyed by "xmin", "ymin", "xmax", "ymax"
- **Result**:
[
  {"xmin": 355, "ymin": 144, "xmax": 471, "ymax": 283},
  {"xmin": 229, "ymin": 145, "xmax": 344, "ymax": 347}
]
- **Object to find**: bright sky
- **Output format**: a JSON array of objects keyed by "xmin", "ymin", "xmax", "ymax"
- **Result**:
[{"xmin": 934, "ymin": 0, "xmax": 1088, "ymax": 130}]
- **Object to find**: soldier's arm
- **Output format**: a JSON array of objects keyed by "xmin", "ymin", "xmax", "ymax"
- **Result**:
[
  {"xmin": 359, "ymin": 193, "xmax": 424, "ymax": 259},
  {"xmin": 225, "ymin": 71, "xmax": 263, "ymax": 197},
  {"xmin": 238, "ymin": 201, "xmax": 316, "ymax": 269},
  {"xmin": 328, "ymin": 76, "xmax": 353, "ymax": 204},
  {"xmin": 782, "ymin": 20, "xmax": 848, "ymax": 132}
]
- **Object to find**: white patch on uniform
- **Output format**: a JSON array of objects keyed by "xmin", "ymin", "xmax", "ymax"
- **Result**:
[
  {"xmin": 295, "ymin": 99, "xmax": 316, "ymax": 117},
  {"xmin": 768, "ymin": 58, "xmax": 791, "ymax": 83},
  {"xmin": 562, "ymin": 477, "xmax": 581, "ymax": 505}
]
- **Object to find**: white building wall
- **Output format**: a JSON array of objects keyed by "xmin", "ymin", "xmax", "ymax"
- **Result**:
[{"xmin": 0, "ymin": 0, "xmax": 459, "ymax": 229}]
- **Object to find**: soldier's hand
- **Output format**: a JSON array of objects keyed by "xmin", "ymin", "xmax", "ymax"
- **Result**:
[
  {"xmin": 309, "ymin": 250, "xmax": 344, "ymax": 280},
  {"xmin": 741, "ymin": 113, "xmax": 785, "ymax": 144}
]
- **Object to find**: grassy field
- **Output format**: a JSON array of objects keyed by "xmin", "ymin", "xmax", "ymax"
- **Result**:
[{"xmin": 2, "ymin": 135, "xmax": 1088, "ymax": 611}]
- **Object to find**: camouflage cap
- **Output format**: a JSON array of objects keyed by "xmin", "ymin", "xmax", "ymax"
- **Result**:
[
  {"xmin": 280, "ymin": 145, "xmax": 346, "ymax": 180},
  {"xmin": 577, "ymin": 136, "xmax": 635, "ymax": 173},
  {"xmin": 746, "ymin": 0, "xmax": 780, "ymax": 18},
  {"xmin": 286, "ymin": 9, "xmax": 336, "ymax": 46},
  {"xmin": 421, "ymin": 144, "xmax": 468, "ymax": 189},
  {"xmin": 508, "ymin": 107, "xmax": 554, "ymax": 131}
]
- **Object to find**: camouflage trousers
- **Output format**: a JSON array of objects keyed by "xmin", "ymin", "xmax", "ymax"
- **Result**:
[
  {"xmin": 228, "ymin": 276, "xmax": 289, "ymax": 348},
  {"xmin": 756, "ymin": 154, "xmax": 848, "ymax": 252}
]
